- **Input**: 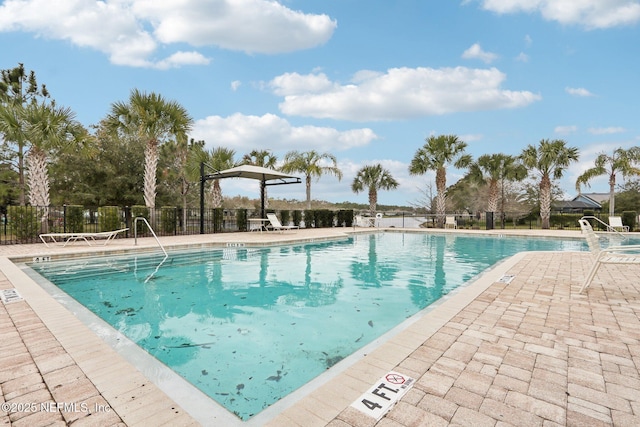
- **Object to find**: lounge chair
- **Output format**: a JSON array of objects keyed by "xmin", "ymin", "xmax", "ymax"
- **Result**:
[
  {"xmin": 577, "ymin": 219, "xmax": 640, "ymax": 293},
  {"xmin": 445, "ymin": 216, "xmax": 457, "ymax": 229},
  {"xmin": 353, "ymin": 215, "xmax": 375, "ymax": 227},
  {"xmin": 40, "ymin": 228, "xmax": 129, "ymax": 247},
  {"xmin": 266, "ymin": 213, "xmax": 299, "ymax": 233},
  {"xmin": 608, "ymin": 216, "xmax": 630, "ymax": 232}
]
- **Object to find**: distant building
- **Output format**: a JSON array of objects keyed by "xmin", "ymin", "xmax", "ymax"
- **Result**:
[{"xmin": 553, "ymin": 193, "xmax": 606, "ymax": 213}]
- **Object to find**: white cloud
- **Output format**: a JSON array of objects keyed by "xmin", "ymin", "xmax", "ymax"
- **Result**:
[
  {"xmin": 270, "ymin": 67, "xmax": 541, "ymax": 121},
  {"xmin": 0, "ymin": 0, "xmax": 336, "ymax": 68},
  {"xmin": 555, "ymin": 125, "xmax": 578, "ymax": 134},
  {"xmin": 478, "ymin": 0, "xmax": 640, "ymax": 29},
  {"xmin": 515, "ymin": 52, "xmax": 529, "ymax": 62},
  {"xmin": 459, "ymin": 134, "xmax": 484, "ymax": 142},
  {"xmin": 269, "ymin": 72, "xmax": 336, "ymax": 96},
  {"xmin": 134, "ymin": 0, "xmax": 336, "ymax": 54},
  {"xmin": 191, "ymin": 113, "xmax": 378, "ymax": 152},
  {"xmin": 524, "ymin": 34, "xmax": 533, "ymax": 46},
  {"xmin": 462, "ymin": 43, "xmax": 499, "ymax": 63},
  {"xmin": 588, "ymin": 127, "xmax": 626, "ymax": 135},
  {"xmin": 231, "ymin": 80, "xmax": 242, "ymax": 91},
  {"xmin": 154, "ymin": 51, "xmax": 211, "ymax": 70},
  {"xmin": 565, "ymin": 87, "xmax": 594, "ymax": 97}
]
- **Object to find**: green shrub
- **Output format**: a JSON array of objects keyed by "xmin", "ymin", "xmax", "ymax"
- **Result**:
[
  {"xmin": 160, "ymin": 207, "xmax": 177, "ymax": 234},
  {"xmin": 306, "ymin": 209, "xmax": 335, "ymax": 228},
  {"xmin": 319, "ymin": 209, "xmax": 335, "ymax": 227},
  {"xmin": 7, "ymin": 206, "xmax": 39, "ymax": 241},
  {"xmin": 622, "ymin": 211, "xmax": 637, "ymax": 231},
  {"xmin": 98, "ymin": 206, "xmax": 121, "ymax": 232},
  {"xmin": 65, "ymin": 205, "xmax": 85, "ymax": 233},
  {"xmin": 336, "ymin": 209, "xmax": 354, "ymax": 227},
  {"xmin": 236, "ymin": 209, "xmax": 248, "ymax": 231},
  {"xmin": 303, "ymin": 210, "xmax": 315, "ymax": 228},
  {"xmin": 213, "ymin": 208, "xmax": 223, "ymax": 232},
  {"xmin": 280, "ymin": 210, "xmax": 290, "ymax": 226},
  {"xmin": 292, "ymin": 210, "xmax": 302, "ymax": 227}
]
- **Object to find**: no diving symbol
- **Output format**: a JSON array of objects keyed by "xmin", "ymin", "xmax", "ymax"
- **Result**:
[{"xmin": 385, "ymin": 373, "xmax": 405, "ymax": 384}]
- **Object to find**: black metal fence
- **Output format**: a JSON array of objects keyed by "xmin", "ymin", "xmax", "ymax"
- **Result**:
[
  {"xmin": 0, "ymin": 206, "xmax": 356, "ymax": 245},
  {"xmin": 0, "ymin": 205, "xmax": 634, "ymax": 245},
  {"xmin": 424, "ymin": 211, "xmax": 637, "ymax": 232}
]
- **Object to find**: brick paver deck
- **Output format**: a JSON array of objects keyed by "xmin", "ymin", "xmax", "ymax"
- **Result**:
[{"xmin": 1, "ymin": 229, "xmax": 639, "ymax": 426}]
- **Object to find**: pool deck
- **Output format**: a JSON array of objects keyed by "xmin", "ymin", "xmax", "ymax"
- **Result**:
[{"xmin": 1, "ymin": 227, "xmax": 639, "ymax": 426}]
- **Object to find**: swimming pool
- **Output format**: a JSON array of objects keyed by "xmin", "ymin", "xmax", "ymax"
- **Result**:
[{"xmin": 27, "ymin": 232, "xmax": 586, "ymax": 420}]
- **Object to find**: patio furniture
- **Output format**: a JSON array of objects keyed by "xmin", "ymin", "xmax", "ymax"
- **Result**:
[
  {"xmin": 39, "ymin": 228, "xmax": 129, "ymax": 247},
  {"xmin": 354, "ymin": 215, "xmax": 375, "ymax": 227},
  {"xmin": 608, "ymin": 216, "xmax": 629, "ymax": 232},
  {"xmin": 266, "ymin": 213, "xmax": 299, "ymax": 233},
  {"xmin": 578, "ymin": 219, "xmax": 640, "ymax": 293},
  {"xmin": 445, "ymin": 216, "xmax": 457, "ymax": 229},
  {"xmin": 248, "ymin": 218, "xmax": 269, "ymax": 232}
]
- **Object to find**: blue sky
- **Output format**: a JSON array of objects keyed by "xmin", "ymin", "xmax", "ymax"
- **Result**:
[{"xmin": 2, "ymin": 0, "xmax": 639, "ymax": 207}]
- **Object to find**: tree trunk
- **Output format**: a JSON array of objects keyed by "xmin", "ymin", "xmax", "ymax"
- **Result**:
[
  {"xmin": 306, "ymin": 175, "xmax": 312, "ymax": 210},
  {"xmin": 181, "ymin": 177, "xmax": 189, "ymax": 233},
  {"xmin": 368, "ymin": 188, "xmax": 377, "ymax": 216},
  {"xmin": 435, "ymin": 167, "xmax": 446, "ymax": 227},
  {"xmin": 540, "ymin": 174, "xmax": 551, "ymax": 229},
  {"xmin": 25, "ymin": 147, "xmax": 50, "ymax": 233},
  {"xmin": 608, "ymin": 174, "xmax": 616, "ymax": 217},
  {"xmin": 144, "ymin": 140, "xmax": 158, "ymax": 208},
  {"xmin": 487, "ymin": 181, "xmax": 499, "ymax": 213},
  {"xmin": 18, "ymin": 146, "xmax": 26, "ymax": 206},
  {"xmin": 210, "ymin": 179, "xmax": 223, "ymax": 208}
]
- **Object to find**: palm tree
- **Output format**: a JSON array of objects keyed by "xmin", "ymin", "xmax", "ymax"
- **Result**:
[
  {"xmin": 197, "ymin": 147, "xmax": 237, "ymax": 208},
  {"xmin": 409, "ymin": 135, "xmax": 472, "ymax": 227},
  {"xmin": 520, "ymin": 139, "xmax": 579, "ymax": 229},
  {"xmin": 162, "ymin": 138, "xmax": 205, "ymax": 231},
  {"xmin": 281, "ymin": 150, "xmax": 342, "ymax": 209},
  {"xmin": 106, "ymin": 89, "xmax": 193, "ymax": 209},
  {"xmin": 351, "ymin": 164, "xmax": 399, "ymax": 215},
  {"xmin": 24, "ymin": 103, "xmax": 86, "ymax": 208},
  {"xmin": 576, "ymin": 147, "xmax": 640, "ymax": 216},
  {"xmin": 2, "ymin": 102, "xmax": 87, "ymax": 232},
  {"xmin": 468, "ymin": 154, "xmax": 527, "ymax": 225},
  {"xmin": 242, "ymin": 149, "xmax": 277, "ymax": 209},
  {"xmin": 0, "ymin": 63, "xmax": 50, "ymax": 205}
]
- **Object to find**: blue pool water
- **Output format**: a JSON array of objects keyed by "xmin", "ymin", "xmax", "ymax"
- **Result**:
[{"xmin": 28, "ymin": 232, "xmax": 586, "ymax": 420}]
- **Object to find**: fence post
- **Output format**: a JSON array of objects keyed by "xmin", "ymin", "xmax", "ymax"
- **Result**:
[{"xmin": 486, "ymin": 212, "xmax": 494, "ymax": 230}]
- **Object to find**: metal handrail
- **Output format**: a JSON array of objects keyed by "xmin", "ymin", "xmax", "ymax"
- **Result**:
[
  {"xmin": 133, "ymin": 217, "xmax": 168, "ymax": 256},
  {"xmin": 580, "ymin": 215, "xmax": 628, "ymax": 241}
]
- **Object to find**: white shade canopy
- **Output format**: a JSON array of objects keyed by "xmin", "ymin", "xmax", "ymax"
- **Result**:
[
  {"xmin": 200, "ymin": 164, "xmax": 302, "ymax": 224},
  {"xmin": 205, "ymin": 165, "xmax": 300, "ymax": 184}
]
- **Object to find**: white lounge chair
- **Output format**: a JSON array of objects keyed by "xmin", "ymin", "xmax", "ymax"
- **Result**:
[
  {"xmin": 353, "ymin": 215, "xmax": 375, "ymax": 227},
  {"xmin": 608, "ymin": 216, "xmax": 630, "ymax": 232},
  {"xmin": 40, "ymin": 228, "xmax": 129, "ymax": 247},
  {"xmin": 578, "ymin": 219, "xmax": 640, "ymax": 293},
  {"xmin": 445, "ymin": 216, "xmax": 457, "ymax": 229},
  {"xmin": 266, "ymin": 213, "xmax": 299, "ymax": 233}
]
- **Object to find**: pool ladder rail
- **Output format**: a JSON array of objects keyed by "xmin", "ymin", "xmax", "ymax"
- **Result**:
[
  {"xmin": 580, "ymin": 215, "xmax": 628, "ymax": 242},
  {"xmin": 133, "ymin": 216, "xmax": 168, "ymax": 257}
]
